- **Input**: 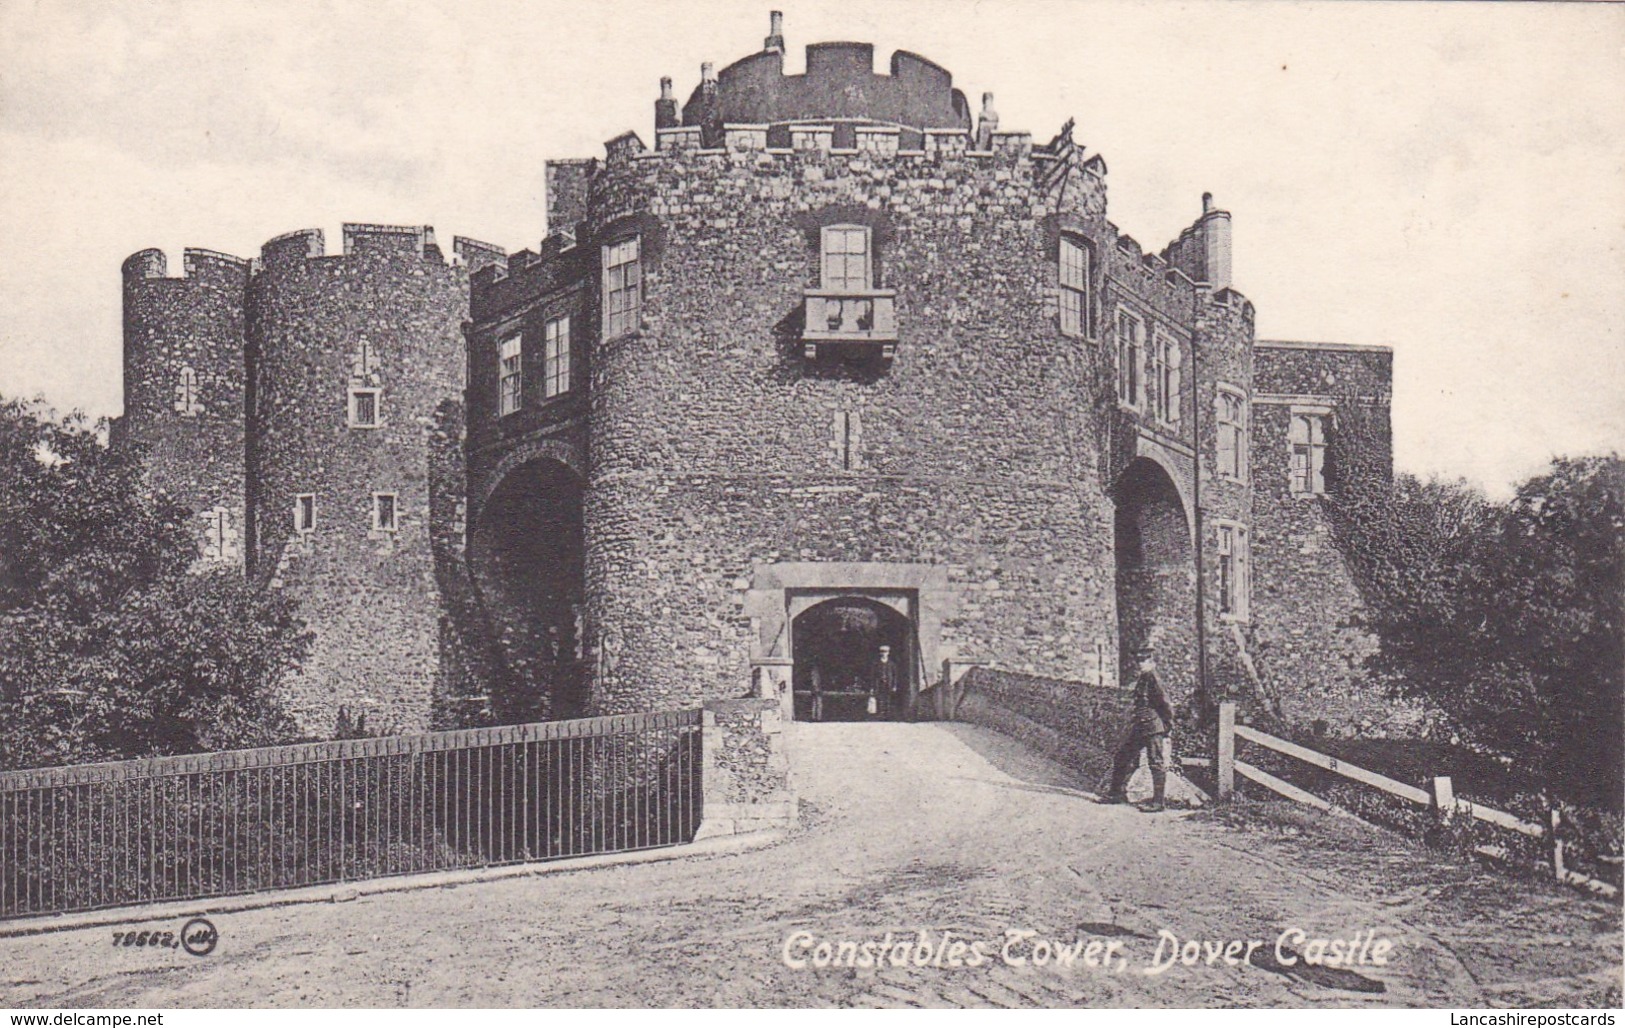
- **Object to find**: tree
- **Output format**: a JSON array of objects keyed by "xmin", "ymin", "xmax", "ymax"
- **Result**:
[
  {"xmin": 1325, "ymin": 426, "xmax": 1624, "ymax": 809},
  {"xmin": 0, "ymin": 396, "xmax": 310, "ymax": 770}
]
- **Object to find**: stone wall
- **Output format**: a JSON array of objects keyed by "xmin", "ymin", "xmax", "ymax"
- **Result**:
[
  {"xmin": 695, "ymin": 697, "xmax": 795, "ymax": 837},
  {"xmin": 247, "ymin": 225, "xmax": 474, "ymax": 733},
  {"xmin": 1249, "ymin": 342, "xmax": 1424, "ymax": 735},
  {"xmin": 577, "ymin": 132, "xmax": 1123, "ymax": 716},
  {"xmin": 945, "ymin": 666, "xmax": 1131, "ymax": 784}
]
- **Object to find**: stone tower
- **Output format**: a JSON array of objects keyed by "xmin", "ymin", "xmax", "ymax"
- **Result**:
[{"xmin": 119, "ymin": 248, "xmax": 252, "ymax": 567}]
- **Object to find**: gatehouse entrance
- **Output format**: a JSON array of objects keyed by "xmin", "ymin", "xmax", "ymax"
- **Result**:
[{"xmin": 790, "ymin": 596, "xmax": 915, "ymax": 722}]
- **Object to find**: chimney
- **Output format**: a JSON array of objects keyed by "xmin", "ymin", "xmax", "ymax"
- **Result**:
[
  {"xmin": 764, "ymin": 11, "xmax": 785, "ymax": 54},
  {"xmin": 697, "ymin": 62, "xmax": 722, "ymax": 147},
  {"xmin": 655, "ymin": 75, "xmax": 678, "ymax": 130},
  {"xmin": 976, "ymin": 91, "xmax": 999, "ymax": 150},
  {"xmin": 1199, "ymin": 193, "xmax": 1232, "ymax": 290}
]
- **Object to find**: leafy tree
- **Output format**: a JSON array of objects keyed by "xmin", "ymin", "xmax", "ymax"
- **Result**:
[
  {"xmin": 1324, "ymin": 414, "xmax": 1623, "ymax": 809},
  {"xmin": 0, "ymin": 396, "xmax": 309, "ymax": 769}
]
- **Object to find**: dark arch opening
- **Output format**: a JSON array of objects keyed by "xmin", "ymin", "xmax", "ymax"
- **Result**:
[
  {"xmin": 791, "ymin": 597, "xmax": 915, "ymax": 722},
  {"xmin": 469, "ymin": 458, "xmax": 586, "ymax": 721},
  {"xmin": 1114, "ymin": 458, "xmax": 1196, "ymax": 706}
]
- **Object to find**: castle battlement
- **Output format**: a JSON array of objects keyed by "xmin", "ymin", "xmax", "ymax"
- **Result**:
[
  {"xmin": 122, "ymin": 247, "xmax": 251, "ymax": 283},
  {"xmin": 631, "ymin": 122, "xmax": 1078, "ymax": 172},
  {"xmin": 250, "ymin": 224, "xmax": 496, "ymax": 273}
]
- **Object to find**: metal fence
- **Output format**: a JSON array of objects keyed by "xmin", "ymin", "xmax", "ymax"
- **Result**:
[{"xmin": 0, "ymin": 709, "xmax": 704, "ymax": 920}]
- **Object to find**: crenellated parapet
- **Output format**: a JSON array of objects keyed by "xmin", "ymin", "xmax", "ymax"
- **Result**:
[{"xmin": 678, "ymin": 29, "xmax": 971, "ymax": 148}]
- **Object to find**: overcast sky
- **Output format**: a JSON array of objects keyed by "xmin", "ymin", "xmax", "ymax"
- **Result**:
[{"xmin": 1, "ymin": 0, "xmax": 1620, "ymax": 497}]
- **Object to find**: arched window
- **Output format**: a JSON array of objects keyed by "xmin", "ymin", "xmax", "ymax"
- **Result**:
[
  {"xmin": 1215, "ymin": 386, "xmax": 1247, "ymax": 482},
  {"xmin": 1290, "ymin": 411, "xmax": 1328, "ymax": 495},
  {"xmin": 602, "ymin": 236, "xmax": 642, "ymax": 339}
]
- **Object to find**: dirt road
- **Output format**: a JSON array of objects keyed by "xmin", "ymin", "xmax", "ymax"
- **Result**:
[{"xmin": 1, "ymin": 722, "xmax": 1618, "ymax": 1007}]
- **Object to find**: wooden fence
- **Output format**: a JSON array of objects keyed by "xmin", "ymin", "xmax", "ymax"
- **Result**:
[{"xmin": 1214, "ymin": 702, "xmax": 1617, "ymax": 898}]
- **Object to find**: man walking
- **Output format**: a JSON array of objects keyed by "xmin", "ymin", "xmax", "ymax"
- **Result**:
[{"xmin": 1105, "ymin": 655, "xmax": 1174, "ymax": 810}]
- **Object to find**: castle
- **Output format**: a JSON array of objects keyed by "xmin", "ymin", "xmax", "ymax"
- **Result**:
[{"xmin": 113, "ymin": 13, "xmax": 1401, "ymax": 738}]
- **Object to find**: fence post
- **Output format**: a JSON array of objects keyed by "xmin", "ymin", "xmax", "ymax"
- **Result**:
[
  {"xmin": 1550, "ymin": 806, "xmax": 1565, "ymax": 882},
  {"xmin": 1431, "ymin": 776, "xmax": 1455, "ymax": 823},
  {"xmin": 1216, "ymin": 702, "xmax": 1235, "ymax": 800}
]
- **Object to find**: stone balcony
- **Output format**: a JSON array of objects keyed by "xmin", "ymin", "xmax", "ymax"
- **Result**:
[{"xmin": 801, "ymin": 288, "xmax": 898, "ymax": 360}]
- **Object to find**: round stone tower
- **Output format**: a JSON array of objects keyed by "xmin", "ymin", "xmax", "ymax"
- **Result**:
[
  {"xmin": 246, "ymin": 224, "xmax": 474, "ymax": 733},
  {"xmin": 571, "ymin": 38, "xmax": 1122, "ymax": 719},
  {"xmin": 119, "ymin": 247, "xmax": 252, "ymax": 566}
]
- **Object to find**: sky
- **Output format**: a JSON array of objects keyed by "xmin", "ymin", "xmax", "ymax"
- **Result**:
[{"xmin": 0, "ymin": 0, "xmax": 1620, "ymax": 497}]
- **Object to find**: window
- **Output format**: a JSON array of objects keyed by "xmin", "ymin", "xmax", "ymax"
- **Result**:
[
  {"xmin": 348, "ymin": 387, "xmax": 381, "ymax": 428},
  {"xmin": 1115, "ymin": 310, "xmax": 1144, "ymax": 407},
  {"xmin": 1218, "ymin": 522, "xmax": 1250, "ymax": 620},
  {"xmin": 174, "ymin": 366, "xmax": 202, "ymax": 417},
  {"xmin": 1290, "ymin": 412, "xmax": 1328, "ymax": 496},
  {"xmin": 372, "ymin": 492, "xmax": 398, "ymax": 533},
  {"xmin": 1059, "ymin": 238, "xmax": 1089, "ymax": 337},
  {"xmin": 1151, "ymin": 331, "xmax": 1180, "ymax": 425},
  {"xmin": 821, "ymin": 225, "xmax": 871, "ymax": 291},
  {"xmin": 202, "ymin": 508, "xmax": 230, "ymax": 561},
  {"xmin": 352, "ymin": 339, "xmax": 379, "ymax": 380},
  {"xmin": 498, "ymin": 334, "xmax": 523, "ymax": 416},
  {"xmin": 1215, "ymin": 387, "xmax": 1247, "ymax": 481},
  {"xmin": 294, "ymin": 494, "xmax": 316, "ymax": 534},
  {"xmin": 544, "ymin": 316, "xmax": 571, "ymax": 398},
  {"xmin": 602, "ymin": 237, "xmax": 642, "ymax": 339}
]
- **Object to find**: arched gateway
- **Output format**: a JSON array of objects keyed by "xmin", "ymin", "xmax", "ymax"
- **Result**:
[
  {"xmin": 791, "ymin": 596, "xmax": 916, "ymax": 722},
  {"xmin": 1113, "ymin": 457, "xmax": 1197, "ymax": 701},
  {"xmin": 468, "ymin": 456, "xmax": 587, "ymax": 721}
]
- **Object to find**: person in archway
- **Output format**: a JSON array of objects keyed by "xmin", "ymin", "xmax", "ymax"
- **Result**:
[
  {"xmin": 874, "ymin": 644, "xmax": 900, "ymax": 719},
  {"xmin": 1105, "ymin": 655, "xmax": 1173, "ymax": 810}
]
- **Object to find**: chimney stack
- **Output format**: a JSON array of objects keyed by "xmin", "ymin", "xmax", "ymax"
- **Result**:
[
  {"xmin": 1198, "ymin": 193, "xmax": 1232, "ymax": 290},
  {"xmin": 697, "ymin": 62, "xmax": 723, "ymax": 147},
  {"xmin": 764, "ymin": 11, "xmax": 785, "ymax": 54},
  {"xmin": 655, "ymin": 76, "xmax": 678, "ymax": 129},
  {"xmin": 976, "ymin": 91, "xmax": 1000, "ymax": 150}
]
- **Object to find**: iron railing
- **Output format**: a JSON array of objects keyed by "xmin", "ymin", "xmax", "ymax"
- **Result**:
[{"xmin": 0, "ymin": 709, "xmax": 703, "ymax": 920}]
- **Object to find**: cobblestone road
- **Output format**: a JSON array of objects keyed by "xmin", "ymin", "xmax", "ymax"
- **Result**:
[{"xmin": 2, "ymin": 722, "xmax": 1618, "ymax": 1007}]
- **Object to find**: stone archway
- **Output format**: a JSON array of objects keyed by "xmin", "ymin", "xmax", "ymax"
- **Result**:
[
  {"xmin": 468, "ymin": 456, "xmax": 586, "ymax": 721},
  {"xmin": 790, "ymin": 596, "xmax": 916, "ymax": 722},
  {"xmin": 1114, "ymin": 457, "xmax": 1196, "ymax": 704}
]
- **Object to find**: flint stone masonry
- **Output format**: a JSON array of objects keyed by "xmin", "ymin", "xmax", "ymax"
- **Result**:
[
  {"xmin": 941, "ymin": 666, "xmax": 1131, "ymax": 785},
  {"xmin": 695, "ymin": 697, "xmax": 795, "ymax": 838},
  {"xmin": 119, "ymin": 225, "xmax": 508, "ymax": 736},
  {"xmin": 116, "ymin": 17, "xmax": 1400, "ymax": 746},
  {"xmin": 121, "ymin": 248, "xmax": 251, "ymax": 569}
]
